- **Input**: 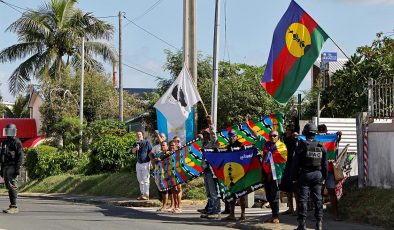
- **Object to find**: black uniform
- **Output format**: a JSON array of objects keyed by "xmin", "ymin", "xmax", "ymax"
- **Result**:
[
  {"xmin": 1, "ymin": 136, "xmax": 23, "ymax": 209},
  {"xmin": 292, "ymin": 137, "xmax": 327, "ymax": 228}
]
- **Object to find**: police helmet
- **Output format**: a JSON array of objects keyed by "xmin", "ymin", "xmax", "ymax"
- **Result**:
[
  {"xmin": 302, "ymin": 123, "xmax": 317, "ymax": 135},
  {"xmin": 3, "ymin": 123, "xmax": 17, "ymax": 137}
]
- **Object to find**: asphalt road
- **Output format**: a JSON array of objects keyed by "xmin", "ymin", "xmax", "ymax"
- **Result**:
[{"xmin": 0, "ymin": 196, "xmax": 240, "ymax": 230}]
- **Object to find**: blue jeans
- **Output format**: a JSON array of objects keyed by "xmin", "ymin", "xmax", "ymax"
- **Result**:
[{"xmin": 204, "ymin": 171, "xmax": 221, "ymax": 214}]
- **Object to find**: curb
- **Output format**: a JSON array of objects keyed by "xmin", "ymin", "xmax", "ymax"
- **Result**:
[{"xmin": 17, "ymin": 193, "xmax": 202, "ymax": 208}]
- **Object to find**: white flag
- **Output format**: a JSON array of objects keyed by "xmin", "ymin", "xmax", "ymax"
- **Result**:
[{"xmin": 154, "ymin": 65, "xmax": 201, "ymax": 127}]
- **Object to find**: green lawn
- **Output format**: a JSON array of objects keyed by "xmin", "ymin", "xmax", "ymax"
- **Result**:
[
  {"xmin": 19, "ymin": 172, "xmax": 205, "ymax": 200},
  {"xmin": 338, "ymin": 178, "xmax": 394, "ymax": 228}
]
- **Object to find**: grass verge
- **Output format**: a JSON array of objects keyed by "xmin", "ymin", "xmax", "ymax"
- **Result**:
[
  {"xmin": 338, "ymin": 177, "xmax": 394, "ymax": 228},
  {"xmin": 19, "ymin": 172, "xmax": 205, "ymax": 200}
]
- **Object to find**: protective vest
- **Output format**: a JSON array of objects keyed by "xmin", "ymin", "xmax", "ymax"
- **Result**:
[
  {"xmin": 303, "ymin": 140, "xmax": 322, "ymax": 170},
  {"xmin": 1, "ymin": 138, "xmax": 21, "ymax": 165}
]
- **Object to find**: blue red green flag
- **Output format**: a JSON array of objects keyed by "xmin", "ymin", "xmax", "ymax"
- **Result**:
[
  {"xmin": 203, "ymin": 147, "xmax": 263, "ymax": 202},
  {"xmin": 261, "ymin": 0, "xmax": 329, "ymax": 104}
]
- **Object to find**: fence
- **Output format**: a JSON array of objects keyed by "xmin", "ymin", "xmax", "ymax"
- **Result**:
[{"xmin": 368, "ymin": 77, "xmax": 394, "ymax": 119}]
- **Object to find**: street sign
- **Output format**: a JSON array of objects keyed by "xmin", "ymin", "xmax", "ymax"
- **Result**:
[
  {"xmin": 321, "ymin": 52, "xmax": 337, "ymax": 62},
  {"xmin": 320, "ymin": 61, "xmax": 329, "ymax": 71}
]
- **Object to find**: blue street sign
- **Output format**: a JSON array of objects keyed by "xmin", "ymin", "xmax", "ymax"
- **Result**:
[{"xmin": 321, "ymin": 52, "xmax": 337, "ymax": 62}]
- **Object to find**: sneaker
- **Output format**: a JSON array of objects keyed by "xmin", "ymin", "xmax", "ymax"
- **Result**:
[
  {"xmin": 136, "ymin": 195, "xmax": 143, "ymax": 200},
  {"xmin": 3, "ymin": 207, "xmax": 19, "ymax": 214},
  {"xmin": 141, "ymin": 195, "xmax": 149, "ymax": 200}
]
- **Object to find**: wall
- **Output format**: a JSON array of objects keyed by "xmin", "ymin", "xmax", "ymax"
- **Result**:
[
  {"xmin": 366, "ymin": 122, "xmax": 394, "ymax": 188},
  {"xmin": 29, "ymin": 92, "xmax": 43, "ymax": 135}
]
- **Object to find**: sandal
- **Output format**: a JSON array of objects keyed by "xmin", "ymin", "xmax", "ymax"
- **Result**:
[{"xmin": 271, "ymin": 218, "xmax": 280, "ymax": 224}]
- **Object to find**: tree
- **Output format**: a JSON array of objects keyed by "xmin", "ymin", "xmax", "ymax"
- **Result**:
[
  {"xmin": 146, "ymin": 50, "xmax": 287, "ymax": 132},
  {"xmin": 2, "ymin": 94, "xmax": 30, "ymax": 118},
  {"xmin": 40, "ymin": 70, "xmax": 144, "ymax": 137},
  {"xmin": 320, "ymin": 32, "xmax": 394, "ymax": 118},
  {"xmin": 0, "ymin": 0, "xmax": 117, "ymax": 95}
]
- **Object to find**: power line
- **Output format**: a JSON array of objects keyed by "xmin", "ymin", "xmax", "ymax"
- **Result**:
[
  {"xmin": 96, "ymin": 15, "xmax": 118, "ymax": 19},
  {"xmin": 222, "ymin": 0, "xmax": 231, "ymax": 63},
  {"xmin": 0, "ymin": 0, "xmax": 25, "ymax": 14},
  {"xmin": 122, "ymin": 62, "xmax": 165, "ymax": 80},
  {"xmin": 132, "ymin": 0, "xmax": 164, "ymax": 22},
  {"xmin": 123, "ymin": 15, "xmax": 179, "ymax": 50}
]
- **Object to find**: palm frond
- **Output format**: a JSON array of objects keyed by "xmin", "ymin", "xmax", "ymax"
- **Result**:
[
  {"xmin": 0, "ymin": 42, "xmax": 44, "ymax": 63},
  {"xmin": 84, "ymin": 41, "xmax": 118, "ymax": 64}
]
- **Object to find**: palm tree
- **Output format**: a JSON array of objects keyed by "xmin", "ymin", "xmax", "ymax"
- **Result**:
[
  {"xmin": 2, "ymin": 94, "xmax": 30, "ymax": 118},
  {"xmin": 0, "ymin": 0, "xmax": 118, "ymax": 95}
]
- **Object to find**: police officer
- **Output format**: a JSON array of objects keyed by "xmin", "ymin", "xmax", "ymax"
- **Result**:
[
  {"xmin": 0, "ymin": 123, "xmax": 23, "ymax": 214},
  {"xmin": 292, "ymin": 123, "xmax": 327, "ymax": 230}
]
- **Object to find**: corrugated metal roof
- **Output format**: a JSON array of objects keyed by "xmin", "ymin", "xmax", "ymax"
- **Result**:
[{"xmin": 314, "ymin": 58, "xmax": 348, "ymax": 73}]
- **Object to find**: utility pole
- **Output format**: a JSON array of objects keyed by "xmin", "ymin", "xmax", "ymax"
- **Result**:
[
  {"xmin": 118, "ymin": 11, "xmax": 124, "ymax": 122},
  {"xmin": 184, "ymin": 0, "xmax": 198, "ymax": 134},
  {"xmin": 211, "ymin": 0, "xmax": 220, "ymax": 128},
  {"xmin": 79, "ymin": 36, "xmax": 85, "ymax": 157}
]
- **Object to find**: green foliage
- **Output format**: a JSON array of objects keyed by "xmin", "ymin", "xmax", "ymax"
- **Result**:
[
  {"xmin": 25, "ymin": 145, "xmax": 79, "ymax": 179},
  {"xmin": 85, "ymin": 119, "xmax": 127, "ymax": 142},
  {"xmin": 87, "ymin": 132, "xmax": 137, "ymax": 174},
  {"xmin": 2, "ymin": 94, "xmax": 30, "ymax": 118},
  {"xmin": 53, "ymin": 116, "xmax": 81, "ymax": 150}
]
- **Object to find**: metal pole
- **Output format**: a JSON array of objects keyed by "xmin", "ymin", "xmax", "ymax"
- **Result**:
[
  {"xmin": 183, "ymin": 0, "xmax": 189, "ymax": 64},
  {"xmin": 317, "ymin": 89, "xmax": 320, "ymax": 126},
  {"xmin": 189, "ymin": 0, "xmax": 198, "ymax": 135},
  {"xmin": 79, "ymin": 36, "xmax": 85, "ymax": 156},
  {"xmin": 211, "ymin": 0, "xmax": 220, "ymax": 127},
  {"xmin": 118, "ymin": 11, "xmax": 124, "ymax": 121}
]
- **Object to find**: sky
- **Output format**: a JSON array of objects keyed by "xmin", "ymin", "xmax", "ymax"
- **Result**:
[{"xmin": 1, "ymin": 0, "xmax": 394, "ymax": 102}]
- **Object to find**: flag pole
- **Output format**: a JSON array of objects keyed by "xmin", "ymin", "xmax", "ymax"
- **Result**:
[
  {"xmin": 184, "ymin": 63, "xmax": 209, "ymax": 117},
  {"xmin": 329, "ymin": 37, "xmax": 356, "ymax": 65},
  {"xmin": 211, "ymin": 0, "xmax": 221, "ymax": 127}
]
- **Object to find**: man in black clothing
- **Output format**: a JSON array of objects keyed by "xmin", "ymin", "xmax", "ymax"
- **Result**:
[
  {"xmin": 292, "ymin": 123, "xmax": 328, "ymax": 230},
  {"xmin": 1, "ymin": 123, "xmax": 23, "ymax": 214}
]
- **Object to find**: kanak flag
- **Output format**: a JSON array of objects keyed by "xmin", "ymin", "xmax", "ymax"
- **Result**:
[{"xmin": 261, "ymin": 0, "xmax": 329, "ymax": 104}]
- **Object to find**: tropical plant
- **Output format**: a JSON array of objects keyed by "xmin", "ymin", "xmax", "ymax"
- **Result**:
[
  {"xmin": 0, "ymin": 0, "xmax": 117, "ymax": 95},
  {"xmin": 319, "ymin": 32, "xmax": 394, "ymax": 118},
  {"xmin": 2, "ymin": 94, "xmax": 30, "ymax": 118}
]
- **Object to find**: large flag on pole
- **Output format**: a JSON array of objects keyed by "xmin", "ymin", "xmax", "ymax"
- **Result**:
[
  {"xmin": 154, "ymin": 64, "xmax": 201, "ymax": 127},
  {"xmin": 261, "ymin": 0, "xmax": 329, "ymax": 104},
  {"xmin": 156, "ymin": 107, "xmax": 195, "ymax": 144}
]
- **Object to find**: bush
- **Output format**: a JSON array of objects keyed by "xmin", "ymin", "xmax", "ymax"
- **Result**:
[
  {"xmin": 24, "ymin": 145, "xmax": 79, "ymax": 179},
  {"xmin": 86, "ymin": 132, "xmax": 136, "ymax": 174}
]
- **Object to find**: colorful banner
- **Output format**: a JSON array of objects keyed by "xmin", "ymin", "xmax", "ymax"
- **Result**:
[
  {"xmin": 204, "ymin": 147, "xmax": 263, "ymax": 202},
  {"xmin": 261, "ymin": 0, "xmax": 329, "ymax": 104},
  {"xmin": 298, "ymin": 133, "xmax": 338, "ymax": 160},
  {"xmin": 151, "ymin": 139, "xmax": 204, "ymax": 191},
  {"xmin": 262, "ymin": 140, "xmax": 288, "ymax": 180},
  {"xmin": 216, "ymin": 113, "xmax": 285, "ymax": 149}
]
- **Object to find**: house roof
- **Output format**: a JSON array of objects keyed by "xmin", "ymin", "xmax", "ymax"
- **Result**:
[
  {"xmin": 123, "ymin": 88, "xmax": 155, "ymax": 96},
  {"xmin": 314, "ymin": 58, "xmax": 348, "ymax": 73},
  {"xmin": 0, "ymin": 118, "xmax": 38, "ymax": 139}
]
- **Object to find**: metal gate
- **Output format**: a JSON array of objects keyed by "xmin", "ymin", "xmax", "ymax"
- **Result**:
[{"xmin": 368, "ymin": 77, "xmax": 394, "ymax": 119}]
